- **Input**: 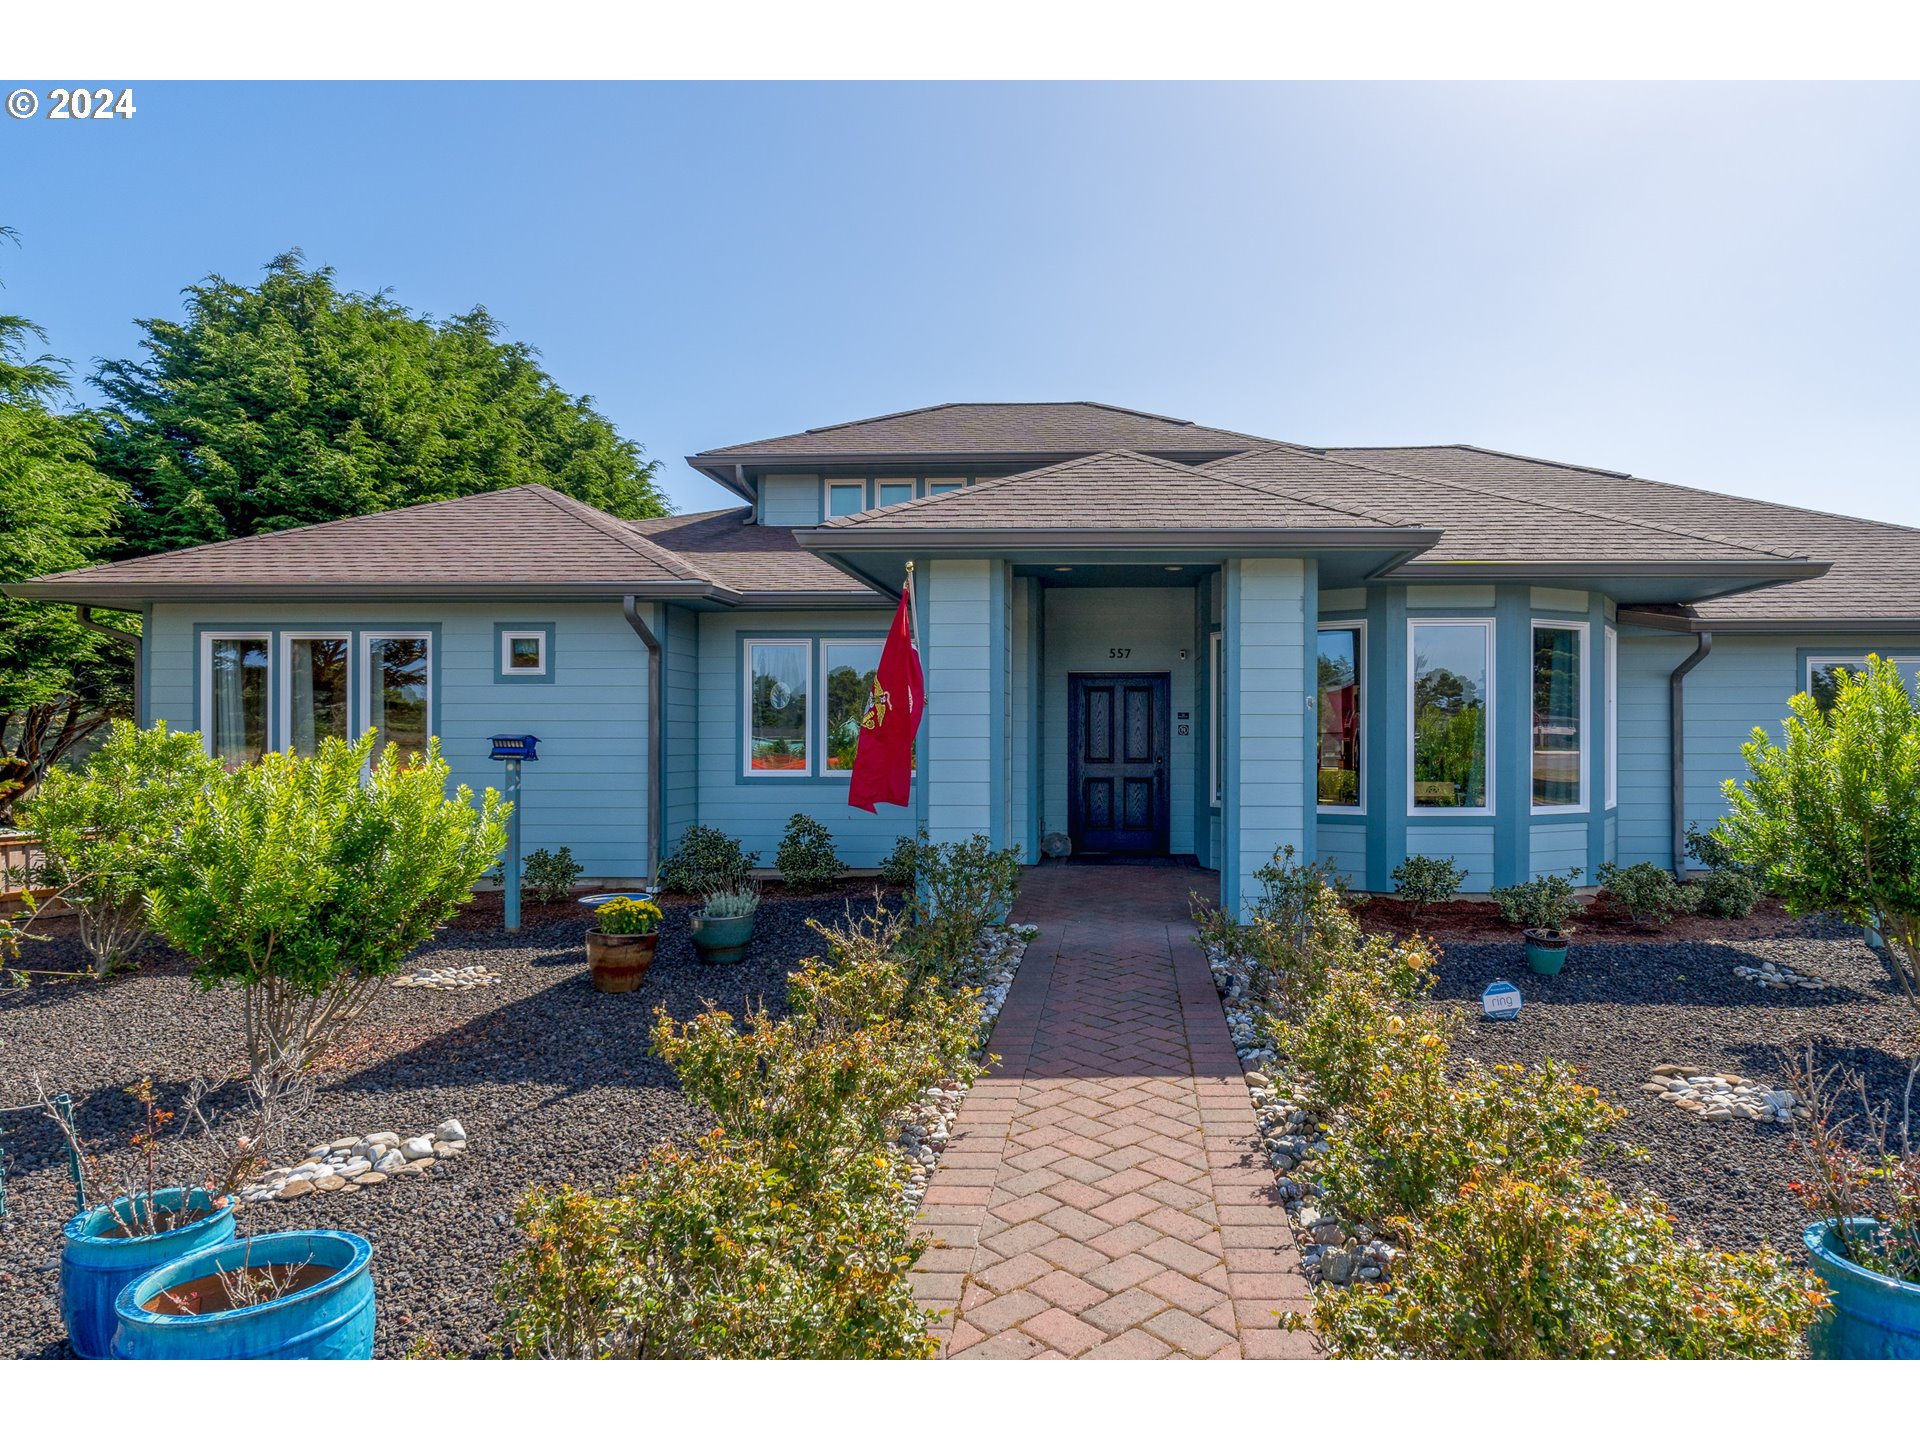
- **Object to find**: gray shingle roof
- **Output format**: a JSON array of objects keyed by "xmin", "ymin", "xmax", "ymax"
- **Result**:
[
  {"xmin": 11, "ymin": 485, "xmax": 720, "ymax": 599},
  {"xmin": 1326, "ymin": 446, "xmax": 1918, "ymax": 622},
  {"xmin": 694, "ymin": 402, "xmax": 1274, "ymax": 462},
  {"xmin": 811, "ymin": 450, "xmax": 1420, "ymax": 534},
  {"xmin": 625, "ymin": 507, "xmax": 875, "ymax": 597}
]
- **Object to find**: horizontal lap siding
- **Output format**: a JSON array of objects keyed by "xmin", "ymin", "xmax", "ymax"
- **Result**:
[
  {"xmin": 698, "ymin": 605, "xmax": 913, "ymax": 867},
  {"xmin": 1229, "ymin": 560, "xmax": 1310, "ymax": 911},
  {"xmin": 663, "ymin": 604, "xmax": 700, "ymax": 852},
  {"xmin": 759, "ymin": 474, "xmax": 821, "ymax": 526},
  {"xmin": 147, "ymin": 601, "xmax": 650, "ymax": 879},
  {"xmin": 1406, "ymin": 824, "xmax": 1496, "ymax": 891},
  {"xmin": 1316, "ymin": 822, "xmax": 1366, "ymax": 889},
  {"xmin": 924, "ymin": 560, "xmax": 997, "ymax": 844},
  {"xmin": 1529, "ymin": 821, "xmax": 1587, "ymax": 880}
]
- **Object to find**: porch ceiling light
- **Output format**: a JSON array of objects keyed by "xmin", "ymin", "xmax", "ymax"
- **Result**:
[
  {"xmin": 1055, "ymin": 566, "xmax": 1073, "ymax": 572},
  {"xmin": 1164, "ymin": 565, "xmax": 1183, "ymax": 572}
]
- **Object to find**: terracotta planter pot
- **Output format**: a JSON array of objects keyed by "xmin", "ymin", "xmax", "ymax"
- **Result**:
[{"xmin": 586, "ymin": 930, "xmax": 658, "ymax": 993}]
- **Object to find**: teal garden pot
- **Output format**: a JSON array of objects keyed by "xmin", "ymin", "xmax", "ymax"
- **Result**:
[
  {"xmin": 690, "ymin": 912, "xmax": 756, "ymax": 965},
  {"xmin": 111, "ymin": 1229, "xmax": 375, "ymax": 1360},
  {"xmin": 61, "ymin": 1187, "xmax": 236, "ymax": 1360},
  {"xmin": 1523, "ymin": 930, "xmax": 1569, "ymax": 976},
  {"xmin": 1805, "ymin": 1219, "xmax": 1920, "ymax": 1359}
]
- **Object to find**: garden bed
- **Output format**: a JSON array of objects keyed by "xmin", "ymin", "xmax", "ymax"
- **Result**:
[
  {"xmin": 0, "ymin": 889, "xmax": 895, "ymax": 1358},
  {"xmin": 1357, "ymin": 893, "xmax": 1809, "ymax": 945}
]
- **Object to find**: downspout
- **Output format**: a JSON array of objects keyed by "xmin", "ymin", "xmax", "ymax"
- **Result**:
[
  {"xmin": 77, "ymin": 607, "xmax": 143, "ymax": 726},
  {"xmin": 622, "ymin": 596, "xmax": 664, "ymax": 891},
  {"xmin": 1669, "ymin": 631, "xmax": 1713, "ymax": 878}
]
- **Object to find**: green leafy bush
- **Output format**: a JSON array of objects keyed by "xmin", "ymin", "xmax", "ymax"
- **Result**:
[
  {"xmin": 1304, "ymin": 1161, "xmax": 1825, "ymax": 1358},
  {"xmin": 499, "ymin": 1131, "xmax": 935, "ymax": 1359},
  {"xmin": 1684, "ymin": 822, "xmax": 1744, "ymax": 874},
  {"xmin": 19, "ymin": 720, "xmax": 223, "ymax": 975},
  {"xmin": 1490, "ymin": 868, "xmax": 1582, "ymax": 935},
  {"xmin": 1698, "ymin": 865, "xmax": 1761, "ymax": 919},
  {"xmin": 1598, "ymin": 861, "xmax": 1699, "ymax": 927},
  {"xmin": 900, "ymin": 833, "xmax": 1022, "ymax": 989},
  {"xmin": 658, "ymin": 824, "xmax": 757, "ymax": 895},
  {"xmin": 878, "ymin": 833, "xmax": 918, "ymax": 889},
  {"xmin": 1722, "ymin": 655, "xmax": 1920, "ymax": 1027},
  {"xmin": 522, "ymin": 845, "xmax": 584, "ymax": 904},
  {"xmin": 1391, "ymin": 855, "xmax": 1465, "ymax": 918},
  {"xmin": 1274, "ymin": 945, "xmax": 1446, "ymax": 1115},
  {"xmin": 1195, "ymin": 845, "xmax": 1365, "ymax": 1011},
  {"xmin": 774, "ymin": 813, "xmax": 845, "ymax": 892},
  {"xmin": 147, "ymin": 731, "xmax": 508, "ymax": 1078}
]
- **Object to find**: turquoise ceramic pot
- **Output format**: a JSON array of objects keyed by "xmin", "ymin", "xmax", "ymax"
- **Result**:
[
  {"xmin": 1805, "ymin": 1220, "xmax": 1920, "ymax": 1359},
  {"xmin": 61, "ymin": 1187, "xmax": 236, "ymax": 1360},
  {"xmin": 111, "ymin": 1229, "xmax": 375, "ymax": 1360},
  {"xmin": 1524, "ymin": 930, "xmax": 1569, "ymax": 976},
  {"xmin": 691, "ymin": 912, "xmax": 755, "ymax": 965}
]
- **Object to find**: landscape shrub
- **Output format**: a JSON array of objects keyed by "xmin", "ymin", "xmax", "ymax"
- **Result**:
[
  {"xmin": 1784, "ymin": 1048, "xmax": 1920, "ymax": 1284},
  {"xmin": 146, "ymin": 731, "xmax": 508, "ymax": 1079},
  {"xmin": 1272, "ymin": 937, "xmax": 1443, "ymax": 1114},
  {"xmin": 1390, "ymin": 854, "xmax": 1464, "ymax": 918},
  {"xmin": 774, "ymin": 813, "xmax": 845, "ymax": 892},
  {"xmin": 1598, "ymin": 860, "xmax": 1699, "ymax": 927},
  {"xmin": 657, "ymin": 824, "xmax": 757, "ymax": 895},
  {"xmin": 521, "ymin": 845, "xmax": 583, "ymax": 904},
  {"xmin": 1684, "ymin": 821, "xmax": 1748, "ymax": 875},
  {"xmin": 1195, "ymin": 846, "xmax": 1368, "ymax": 1011},
  {"xmin": 901, "ymin": 833, "xmax": 1022, "ymax": 989},
  {"xmin": 878, "ymin": 832, "xmax": 918, "ymax": 889},
  {"xmin": 500, "ymin": 1130, "xmax": 934, "ymax": 1360},
  {"xmin": 19, "ymin": 720, "xmax": 223, "ymax": 975},
  {"xmin": 1722, "ymin": 655, "xmax": 1920, "ymax": 1030},
  {"xmin": 1490, "ymin": 867, "xmax": 1582, "ymax": 935},
  {"xmin": 1698, "ymin": 865, "xmax": 1761, "ymax": 919},
  {"xmin": 1303, "ymin": 1161, "xmax": 1825, "ymax": 1359}
]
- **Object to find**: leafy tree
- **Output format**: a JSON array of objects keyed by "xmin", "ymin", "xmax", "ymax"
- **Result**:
[
  {"xmin": 1722, "ymin": 655, "xmax": 1920, "ymax": 1029},
  {"xmin": 147, "ymin": 731, "xmax": 509, "ymax": 1078},
  {"xmin": 95, "ymin": 251, "xmax": 668, "ymax": 553},
  {"xmin": 0, "ymin": 306, "xmax": 132, "ymax": 819}
]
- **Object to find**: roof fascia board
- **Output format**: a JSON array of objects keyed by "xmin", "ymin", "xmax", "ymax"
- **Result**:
[
  {"xmin": 1387, "ymin": 560, "xmax": 1829, "ymax": 583},
  {"xmin": 794, "ymin": 526, "xmax": 1442, "ymax": 553},
  {"xmin": 1620, "ymin": 610, "xmax": 1920, "ymax": 636},
  {"xmin": 3, "ymin": 580, "xmax": 745, "ymax": 605}
]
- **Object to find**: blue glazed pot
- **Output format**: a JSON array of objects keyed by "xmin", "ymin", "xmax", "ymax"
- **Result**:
[
  {"xmin": 1805, "ymin": 1219, "xmax": 1920, "ymax": 1359},
  {"xmin": 111, "ymin": 1229, "xmax": 375, "ymax": 1360},
  {"xmin": 1524, "ymin": 930, "xmax": 1569, "ymax": 976},
  {"xmin": 61, "ymin": 1187, "xmax": 236, "ymax": 1360}
]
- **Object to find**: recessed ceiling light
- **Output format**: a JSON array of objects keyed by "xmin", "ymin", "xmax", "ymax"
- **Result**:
[
  {"xmin": 1055, "ymin": 566, "xmax": 1073, "ymax": 572},
  {"xmin": 1164, "ymin": 566, "xmax": 1183, "ymax": 572}
]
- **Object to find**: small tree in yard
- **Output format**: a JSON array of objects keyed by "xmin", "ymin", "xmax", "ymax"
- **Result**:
[
  {"xmin": 148, "ymin": 731, "xmax": 508, "ymax": 1079},
  {"xmin": 1722, "ymin": 655, "xmax": 1920, "ymax": 1032},
  {"xmin": 20, "ymin": 720, "xmax": 223, "ymax": 975}
]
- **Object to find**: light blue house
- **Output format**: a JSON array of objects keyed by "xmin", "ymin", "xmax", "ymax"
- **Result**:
[{"xmin": 16, "ymin": 402, "xmax": 1920, "ymax": 914}]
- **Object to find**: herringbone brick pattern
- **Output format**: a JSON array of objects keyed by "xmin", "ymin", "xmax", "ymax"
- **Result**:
[{"xmin": 911, "ymin": 864, "xmax": 1318, "ymax": 1360}]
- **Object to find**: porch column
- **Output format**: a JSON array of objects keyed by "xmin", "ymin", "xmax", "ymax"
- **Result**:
[
  {"xmin": 1221, "ymin": 557, "xmax": 1316, "ymax": 916},
  {"xmin": 920, "ymin": 557, "xmax": 1012, "ymax": 848}
]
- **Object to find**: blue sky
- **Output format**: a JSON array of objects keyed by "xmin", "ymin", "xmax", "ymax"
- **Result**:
[{"xmin": 3, "ymin": 81, "xmax": 1917, "ymax": 521}]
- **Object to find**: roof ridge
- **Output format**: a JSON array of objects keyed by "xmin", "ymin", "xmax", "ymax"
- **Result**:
[
  {"xmin": 522, "ymin": 485, "xmax": 713, "ymax": 583},
  {"xmin": 1269, "ymin": 450, "xmax": 1808, "ymax": 562},
  {"xmin": 1188, "ymin": 448, "xmax": 1422, "ymax": 529},
  {"xmin": 1337, "ymin": 442, "xmax": 1634, "ymax": 480}
]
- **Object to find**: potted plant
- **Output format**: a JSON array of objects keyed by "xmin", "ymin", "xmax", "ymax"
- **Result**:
[
  {"xmin": 586, "ymin": 896, "xmax": 662, "ymax": 992},
  {"xmin": 1490, "ymin": 868, "xmax": 1583, "ymax": 975},
  {"xmin": 1786, "ymin": 1052, "xmax": 1920, "ymax": 1358},
  {"xmin": 111, "ymin": 1229, "xmax": 375, "ymax": 1359},
  {"xmin": 691, "ymin": 884, "xmax": 759, "ymax": 965}
]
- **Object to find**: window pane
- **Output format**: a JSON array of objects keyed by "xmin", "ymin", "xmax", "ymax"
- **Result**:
[
  {"xmin": 508, "ymin": 635, "xmax": 544, "ymax": 670},
  {"xmin": 1411, "ymin": 624, "xmax": 1488, "ymax": 809},
  {"xmin": 928, "ymin": 481, "xmax": 962, "ymax": 496},
  {"xmin": 209, "ymin": 637, "xmax": 269, "ymax": 766},
  {"xmin": 749, "ymin": 642, "xmax": 809, "ymax": 771},
  {"xmin": 824, "ymin": 640, "xmax": 884, "ymax": 772},
  {"xmin": 370, "ymin": 637, "xmax": 430, "ymax": 758},
  {"xmin": 1532, "ymin": 627, "xmax": 1582, "ymax": 807},
  {"xmin": 827, "ymin": 483, "xmax": 865, "ymax": 518},
  {"xmin": 877, "ymin": 482, "xmax": 915, "ymax": 507},
  {"xmin": 1317, "ymin": 628, "xmax": 1361, "ymax": 806},
  {"xmin": 288, "ymin": 637, "xmax": 349, "ymax": 758}
]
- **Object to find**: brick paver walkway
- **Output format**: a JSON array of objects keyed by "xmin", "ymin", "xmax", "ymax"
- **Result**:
[{"xmin": 911, "ymin": 864, "xmax": 1317, "ymax": 1359}]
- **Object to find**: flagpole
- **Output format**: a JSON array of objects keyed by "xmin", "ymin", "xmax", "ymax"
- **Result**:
[{"xmin": 904, "ymin": 560, "xmax": 921, "ymax": 659}]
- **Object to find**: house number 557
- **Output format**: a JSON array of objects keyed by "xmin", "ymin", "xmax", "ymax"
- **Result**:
[{"xmin": 1108, "ymin": 647, "xmax": 1131, "ymax": 659}]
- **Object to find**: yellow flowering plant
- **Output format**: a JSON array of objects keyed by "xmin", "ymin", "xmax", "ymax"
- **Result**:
[{"xmin": 593, "ymin": 897, "xmax": 661, "ymax": 936}]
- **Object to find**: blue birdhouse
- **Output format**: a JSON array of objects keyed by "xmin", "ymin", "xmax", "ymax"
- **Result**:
[{"xmin": 489, "ymin": 734, "xmax": 540, "ymax": 761}]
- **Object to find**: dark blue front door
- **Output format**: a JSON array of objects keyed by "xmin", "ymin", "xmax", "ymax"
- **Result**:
[{"xmin": 1068, "ymin": 672, "xmax": 1171, "ymax": 855}]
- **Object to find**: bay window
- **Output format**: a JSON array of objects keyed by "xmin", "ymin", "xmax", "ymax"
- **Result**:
[
  {"xmin": 1532, "ymin": 621, "xmax": 1586, "ymax": 810},
  {"xmin": 1409, "ymin": 619, "xmax": 1491, "ymax": 811},
  {"xmin": 1317, "ymin": 623, "xmax": 1363, "ymax": 808},
  {"xmin": 202, "ymin": 632, "xmax": 270, "ymax": 766}
]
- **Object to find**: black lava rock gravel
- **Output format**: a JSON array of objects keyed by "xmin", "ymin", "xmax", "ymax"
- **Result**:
[{"xmin": 0, "ymin": 888, "xmax": 883, "ymax": 1357}]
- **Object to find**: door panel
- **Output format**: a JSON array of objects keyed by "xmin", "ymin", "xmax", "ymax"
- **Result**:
[{"xmin": 1069, "ymin": 672, "xmax": 1171, "ymax": 855}]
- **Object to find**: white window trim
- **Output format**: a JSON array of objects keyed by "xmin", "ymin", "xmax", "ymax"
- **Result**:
[
  {"xmin": 874, "ymin": 479, "xmax": 918, "ymax": 508},
  {"xmin": 499, "ymin": 628, "xmax": 549, "ymax": 677},
  {"xmin": 1209, "ymin": 631, "xmax": 1222, "ymax": 807},
  {"xmin": 199, "ymin": 630, "xmax": 272, "ymax": 759},
  {"xmin": 1805, "ymin": 654, "xmax": 1920, "ymax": 695},
  {"xmin": 1407, "ymin": 617, "xmax": 1496, "ymax": 817},
  {"xmin": 826, "ymin": 480, "xmax": 867, "ymax": 518},
  {"xmin": 359, "ymin": 631, "xmax": 434, "ymax": 754},
  {"xmin": 927, "ymin": 480, "xmax": 965, "ymax": 496},
  {"xmin": 1316, "ymin": 620, "xmax": 1366, "ymax": 815},
  {"xmin": 742, "ymin": 638, "xmax": 813, "ymax": 778},
  {"xmin": 1530, "ymin": 619, "xmax": 1590, "ymax": 816},
  {"xmin": 278, "ymin": 631, "xmax": 351, "ymax": 758},
  {"xmin": 1604, "ymin": 626, "xmax": 1618, "ymax": 810}
]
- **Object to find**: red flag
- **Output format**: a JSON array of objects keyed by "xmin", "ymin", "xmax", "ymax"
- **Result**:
[{"xmin": 848, "ymin": 574, "xmax": 926, "ymax": 813}]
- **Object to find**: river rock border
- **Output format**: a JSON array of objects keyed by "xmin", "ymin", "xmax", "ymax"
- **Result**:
[
  {"xmin": 1731, "ymin": 958, "xmax": 1826, "ymax": 991},
  {"xmin": 894, "ymin": 923, "xmax": 1036, "ymax": 1212},
  {"xmin": 394, "ymin": 965, "xmax": 503, "ymax": 990},
  {"xmin": 241, "ymin": 1118, "xmax": 469, "ymax": 1202},
  {"xmin": 1643, "ymin": 1065, "xmax": 1803, "ymax": 1122}
]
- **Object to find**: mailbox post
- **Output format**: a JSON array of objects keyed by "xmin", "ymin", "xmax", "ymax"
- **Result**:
[{"xmin": 489, "ymin": 735, "xmax": 540, "ymax": 932}]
